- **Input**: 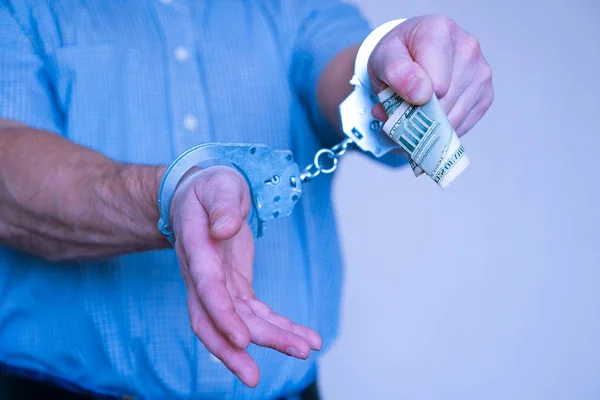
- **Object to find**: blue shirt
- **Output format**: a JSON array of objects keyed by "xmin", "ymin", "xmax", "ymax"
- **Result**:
[{"xmin": 0, "ymin": 1, "xmax": 385, "ymax": 398}]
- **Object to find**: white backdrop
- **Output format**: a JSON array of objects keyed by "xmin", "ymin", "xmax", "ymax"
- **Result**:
[{"xmin": 320, "ymin": 0, "xmax": 600, "ymax": 399}]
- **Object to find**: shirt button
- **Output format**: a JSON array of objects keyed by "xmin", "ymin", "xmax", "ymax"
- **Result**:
[
  {"xmin": 183, "ymin": 114, "xmax": 198, "ymax": 131},
  {"xmin": 174, "ymin": 46, "xmax": 190, "ymax": 62}
]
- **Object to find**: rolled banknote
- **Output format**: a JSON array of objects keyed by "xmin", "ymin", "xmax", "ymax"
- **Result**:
[
  {"xmin": 379, "ymin": 89, "xmax": 424, "ymax": 177},
  {"xmin": 377, "ymin": 87, "xmax": 469, "ymax": 189}
]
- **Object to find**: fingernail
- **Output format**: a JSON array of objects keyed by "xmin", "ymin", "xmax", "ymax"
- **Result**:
[
  {"xmin": 310, "ymin": 339, "xmax": 322, "ymax": 351},
  {"xmin": 287, "ymin": 347, "xmax": 307, "ymax": 359},
  {"xmin": 212, "ymin": 214, "xmax": 232, "ymax": 231},
  {"xmin": 242, "ymin": 365, "xmax": 257, "ymax": 388},
  {"xmin": 406, "ymin": 73, "xmax": 430, "ymax": 104},
  {"xmin": 308, "ymin": 331, "xmax": 323, "ymax": 350}
]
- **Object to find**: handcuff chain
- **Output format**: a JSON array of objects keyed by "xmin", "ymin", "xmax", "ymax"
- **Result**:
[{"xmin": 300, "ymin": 137, "xmax": 355, "ymax": 183}]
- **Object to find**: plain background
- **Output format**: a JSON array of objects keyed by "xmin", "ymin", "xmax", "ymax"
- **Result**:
[{"xmin": 320, "ymin": 0, "xmax": 600, "ymax": 399}]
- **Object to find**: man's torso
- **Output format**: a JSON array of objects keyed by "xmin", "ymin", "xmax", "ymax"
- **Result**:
[{"xmin": 0, "ymin": 1, "xmax": 356, "ymax": 398}]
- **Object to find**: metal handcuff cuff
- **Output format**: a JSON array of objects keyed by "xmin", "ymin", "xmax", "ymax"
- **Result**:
[{"xmin": 158, "ymin": 19, "xmax": 406, "ymax": 243}]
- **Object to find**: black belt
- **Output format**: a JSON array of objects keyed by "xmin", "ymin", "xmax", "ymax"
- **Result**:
[{"xmin": 0, "ymin": 369, "xmax": 320, "ymax": 400}]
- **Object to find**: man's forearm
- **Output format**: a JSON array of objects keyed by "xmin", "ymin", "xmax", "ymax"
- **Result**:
[
  {"xmin": 317, "ymin": 44, "xmax": 360, "ymax": 138},
  {"xmin": 0, "ymin": 121, "xmax": 169, "ymax": 261}
]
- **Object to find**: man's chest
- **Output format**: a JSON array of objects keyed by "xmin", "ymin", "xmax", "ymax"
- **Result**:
[{"xmin": 36, "ymin": 1, "xmax": 298, "ymax": 163}]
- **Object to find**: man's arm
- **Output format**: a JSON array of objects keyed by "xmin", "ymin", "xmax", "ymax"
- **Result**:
[
  {"xmin": 0, "ymin": 120, "xmax": 169, "ymax": 261},
  {"xmin": 316, "ymin": 44, "xmax": 360, "ymax": 140},
  {"xmin": 0, "ymin": 119, "xmax": 322, "ymax": 386}
]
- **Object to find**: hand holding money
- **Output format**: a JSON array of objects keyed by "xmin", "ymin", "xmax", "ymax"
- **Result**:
[
  {"xmin": 366, "ymin": 15, "xmax": 494, "ymax": 185},
  {"xmin": 377, "ymin": 87, "xmax": 469, "ymax": 188}
]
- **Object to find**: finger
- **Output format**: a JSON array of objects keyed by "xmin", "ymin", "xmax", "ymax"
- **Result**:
[
  {"xmin": 446, "ymin": 84, "xmax": 481, "ymax": 132},
  {"xmin": 236, "ymin": 302, "xmax": 312, "ymax": 359},
  {"xmin": 371, "ymin": 103, "xmax": 388, "ymax": 122},
  {"xmin": 221, "ymin": 221, "xmax": 255, "ymax": 290},
  {"xmin": 178, "ymin": 200, "xmax": 251, "ymax": 350},
  {"xmin": 438, "ymin": 63, "xmax": 473, "ymax": 115},
  {"xmin": 446, "ymin": 62, "xmax": 493, "ymax": 135},
  {"xmin": 406, "ymin": 16, "xmax": 457, "ymax": 100},
  {"xmin": 369, "ymin": 30, "xmax": 433, "ymax": 104},
  {"xmin": 195, "ymin": 271, "xmax": 252, "ymax": 350},
  {"xmin": 439, "ymin": 32, "xmax": 484, "ymax": 113},
  {"xmin": 196, "ymin": 166, "xmax": 250, "ymax": 241},
  {"xmin": 455, "ymin": 85, "xmax": 494, "ymax": 136},
  {"xmin": 186, "ymin": 283, "xmax": 259, "ymax": 388},
  {"xmin": 247, "ymin": 299, "xmax": 322, "ymax": 351}
]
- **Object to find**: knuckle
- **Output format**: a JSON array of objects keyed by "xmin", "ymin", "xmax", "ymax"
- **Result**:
[
  {"xmin": 190, "ymin": 319, "xmax": 210, "ymax": 336},
  {"xmin": 459, "ymin": 34, "xmax": 481, "ymax": 58},
  {"xmin": 208, "ymin": 200, "xmax": 233, "ymax": 219},
  {"xmin": 249, "ymin": 301, "xmax": 272, "ymax": 319},
  {"xmin": 279, "ymin": 317, "xmax": 294, "ymax": 330},
  {"xmin": 438, "ymin": 15, "xmax": 457, "ymax": 34},
  {"xmin": 426, "ymin": 15, "xmax": 457, "ymax": 37},
  {"xmin": 479, "ymin": 62, "xmax": 493, "ymax": 83},
  {"xmin": 383, "ymin": 62, "xmax": 418, "ymax": 87}
]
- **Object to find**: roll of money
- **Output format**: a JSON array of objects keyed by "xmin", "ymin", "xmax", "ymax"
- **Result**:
[
  {"xmin": 377, "ymin": 87, "xmax": 469, "ymax": 189},
  {"xmin": 379, "ymin": 90, "xmax": 423, "ymax": 177}
]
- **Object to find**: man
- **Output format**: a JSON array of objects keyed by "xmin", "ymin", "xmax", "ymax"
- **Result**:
[{"xmin": 0, "ymin": 1, "xmax": 493, "ymax": 399}]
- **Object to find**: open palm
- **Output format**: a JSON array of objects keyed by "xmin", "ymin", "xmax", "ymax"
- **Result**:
[{"xmin": 170, "ymin": 166, "xmax": 321, "ymax": 387}]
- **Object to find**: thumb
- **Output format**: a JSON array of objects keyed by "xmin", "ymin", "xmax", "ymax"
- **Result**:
[
  {"xmin": 369, "ymin": 34, "xmax": 433, "ymax": 105},
  {"xmin": 195, "ymin": 166, "xmax": 250, "ymax": 241}
]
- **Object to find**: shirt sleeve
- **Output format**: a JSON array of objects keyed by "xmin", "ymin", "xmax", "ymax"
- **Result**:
[
  {"xmin": 0, "ymin": 5, "xmax": 62, "ymax": 134},
  {"xmin": 289, "ymin": 1, "xmax": 371, "ymax": 139},
  {"xmin": 288, "ymin": 1, "xmax": 409, "ymax": 168}
]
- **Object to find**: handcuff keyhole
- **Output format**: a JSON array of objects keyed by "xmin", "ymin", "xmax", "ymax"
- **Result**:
[{"xmin": 264, "ymin": 175, "xmax": 280, "ymax": 185}]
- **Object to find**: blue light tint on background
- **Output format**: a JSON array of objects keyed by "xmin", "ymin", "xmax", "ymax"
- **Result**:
[{"xmin": 322, "ymin": 0, "xmax": 600, "ymax": 398}]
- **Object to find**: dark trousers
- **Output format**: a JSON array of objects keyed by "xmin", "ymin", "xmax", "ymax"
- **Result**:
[{"xmin": 0, "ymin": 369, "xmax": 320, "ymax": 400}]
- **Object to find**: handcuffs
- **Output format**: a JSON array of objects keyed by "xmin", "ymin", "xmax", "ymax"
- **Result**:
[{"xmin": 158, "ymin": 19, "xmax": 406, "ymax": 243}]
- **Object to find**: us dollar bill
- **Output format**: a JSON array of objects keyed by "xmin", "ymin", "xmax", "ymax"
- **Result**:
[
  {"xmin": 377, "ymin": 87, "xmax": 469, "ymax": 189},
  {"xmin": 380, "ymin": 90, "xmax": 424, "ymax": 177}
]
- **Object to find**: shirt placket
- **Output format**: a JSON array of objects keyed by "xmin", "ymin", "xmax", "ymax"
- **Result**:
[{"xmin": 153, "ymin": 0, "xmax": 211, "ymax": 155}]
